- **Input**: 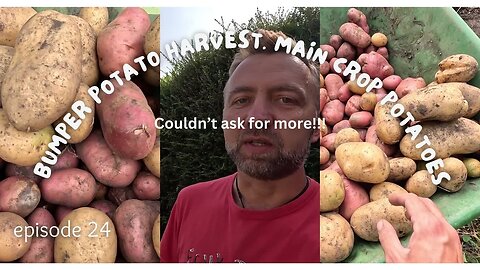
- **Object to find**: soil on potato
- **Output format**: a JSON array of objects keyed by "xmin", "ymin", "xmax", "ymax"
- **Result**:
[{"xmin": 456, "ymin": 7, "xmax": 480, "ymax": 37}]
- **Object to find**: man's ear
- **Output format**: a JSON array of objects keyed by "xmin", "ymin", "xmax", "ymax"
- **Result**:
[{"xmin": 310, "ymin": 128, "xmax": 320, "ymax": 143}]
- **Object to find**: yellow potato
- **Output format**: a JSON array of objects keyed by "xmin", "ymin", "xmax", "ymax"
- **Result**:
[
  {"xmin": 463, "ymin": 158, "xmax": 480, "ymax": 178},
  {"xmin": 69, "ymin": 15, "xmax": 99, "ymax": 86},
  {"xmin": 435, "ymin": 54, "xmax": 478, "ymax": 83},
  {"xmin": 0, "ymin": 45, "xmax": 14, "ymax": 108},
  {"xmin": 152, "ymin": 214, "xmax": 160, "ymax": 258},
  {"xmin": 400, "ymin": 118, "xmax": 480, "ymax": 160},
  {"xmin": 0, "ymin": 109, "xmax": 54, "ymax": 166},
  {"xmin": 438, "ymin": 157, "xmax": 468, "ymax": 192},
  {"xmin": 78, "ymin": 7, "xmax": 109, "ymax": 36},
  {"xmin": 0, "ymin": 212, "xmax": 32, "ymax": 262},
  {"xmin": 320, "ymin": 170, "xmax": 345, "ymax": 212},
  {"xmin": 336, "ymin": 142, "xmax": 390, "ymax": 184},
  {"xmin": 387, "ymin": 157, "xmax": 416, "ymax": 182},
  {"xmin": 369, "ymin": 182, "xmax": 407, "ymax": 201},
  {"xmin": 334, "ymin": 128, "xmax": 362, "ymax": 149},
  {"xmin": 53, "ymin": 83, "xmax": 95, "ymax": 144},
  {"xmin": 399, "ymin": 83, "xmax": 468, "ymax": 122},
  {"xmin": 320, "ymin": 213, "xmax": 354, "ymax": 262},
  {"xmin": 371, "ymin": 33, "xmax": 388, "ymax": 47},
  {"xmin": 0, "ymin": 8, "xmax": 37, "ymax": 46},
  {"xmin": 374, "ymin": 102, "xmax": 404, "ymax": 145},
  {"xmin": 405, "ymin": 170, "xmax": 437, "ymax": 198},
  {"xmin": 2, "ymin": 10, "xmax": 82, "ymax": 132},
  {"xmin": 347, "ymin": 80, "xmax": 366, "ymax": 95},
  {"xmin": 360, "ymin": 92, "xmax": 377, "ymax": 111},
  {"xmin": 350, "ymin": 198, "xmax": 412, "ymax": 241},
  {"xmin": 144, "ymin": 136, "xmax": 160, "ymax": 177},
  {"xmin": 54, "ymin": 207, "xmax": 117, "ymax": 263}
]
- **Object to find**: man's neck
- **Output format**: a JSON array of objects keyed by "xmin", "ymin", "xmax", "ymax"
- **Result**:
[{"xmin": 233, "ymin": 168, "xmax": 308, "ymax": 210}]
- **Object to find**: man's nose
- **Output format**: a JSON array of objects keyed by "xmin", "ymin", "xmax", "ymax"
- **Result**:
[{"xmin": 246, "ymin": 97, "xmax": 273, "ymax": 122}]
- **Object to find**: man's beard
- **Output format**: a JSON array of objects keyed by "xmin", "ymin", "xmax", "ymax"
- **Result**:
[{"xmin": 226, "ymin": 129, "xmax": 311, "ymax": 180}]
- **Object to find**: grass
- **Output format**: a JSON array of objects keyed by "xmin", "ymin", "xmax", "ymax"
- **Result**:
[{"xmin": 458, "ymin": 217, "xmax": 480, "ymax": 263}]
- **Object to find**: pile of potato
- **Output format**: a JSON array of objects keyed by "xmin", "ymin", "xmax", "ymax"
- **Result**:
[
  {"xmin": 320, "ymin": 8, "xmax": 480, "ymax": 262},
  {"xmin": 0, "ymin": 7, "xmax": 160, "ymax": 263}
]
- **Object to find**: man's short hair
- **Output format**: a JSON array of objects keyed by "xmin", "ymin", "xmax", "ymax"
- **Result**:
[{"xmin": 226, "ymin": 29, "xmax": 320, "ymax": 112}]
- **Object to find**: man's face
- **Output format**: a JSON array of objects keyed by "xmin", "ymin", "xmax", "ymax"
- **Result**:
[{"xmin": 223, "ymin": 53, "xmax": 319, "ymax": 180}]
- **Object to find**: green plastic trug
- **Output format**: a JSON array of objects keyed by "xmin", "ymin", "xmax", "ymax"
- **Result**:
[{"xmin": 320, "ymin": 7, "xmax": 480, "ymax": 86}]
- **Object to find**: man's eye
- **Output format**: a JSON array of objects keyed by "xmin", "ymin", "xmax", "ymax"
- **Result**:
[
  {"xmin": 233, "ymin": 97, "xmax": 249, "ymax": 105},
  {"xmin": 280, "ymin": 97, "xmax": 295, "ymax": 104}
]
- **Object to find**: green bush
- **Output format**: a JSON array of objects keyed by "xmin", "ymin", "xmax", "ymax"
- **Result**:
[{"xmin": 160, "ymin": 7, "xmax": 320, "ymax": 230}]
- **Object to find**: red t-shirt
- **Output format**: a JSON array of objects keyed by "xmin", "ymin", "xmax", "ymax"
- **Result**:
[{"xmin": 160, "ymin": 173, "xmax": 320, "ymax": 263}]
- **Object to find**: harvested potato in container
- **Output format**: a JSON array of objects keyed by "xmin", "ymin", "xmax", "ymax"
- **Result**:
[
  {"xmin": 405, "ymin": 170, "xmax": 437, "ymax": 198},
  {"xmin": 369, "ymin": 182, "xmax": 407, "ymax": 201},
  {"xmin": 320, "ymin": 213, "xmax": 354, "ymax": 262},
  {"xmin": 350, "ymin": 198, "xmax": 412, "ymax": 242},
  {"xmin": 400, "ymin": 118, "xmax": 480, "ymax": 160},
  {"xmin": 336, "ymin": 142, "xmax": 390, "ymax": 184},
  {"xmin": 435, "ymin": 54, "xmax": 478, "ymax": 83},
  {"xmin": 320, "ymin": 170, "xmax": 345, "ymax": 212},
  {"xmin": 438, "ymin": 157, "xmax": 468, "ymax": 192}
]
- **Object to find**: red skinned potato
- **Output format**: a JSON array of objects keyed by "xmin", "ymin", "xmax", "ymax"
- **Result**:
[
  {"xmin": 329, "ymin": 57, "xmax": 346, "ymax": 74},
  {"xmin": 322, "ymin": 100, "xmax": 345, "ymax": 126},
  {"xmin": 321, "ymin": 133, "xmax": 337, "ymax": 153},
  {"xmin": 51, "ymin": 146, "xmax": 79, "ymax": 171},
  {"xmin": 365, "ymin": 44, "xmax": 376, "ymax": 53},
  {"xmin": 347, "ymin": 8, "xmax": 369, "ymax": 33},
  {"xmin": 349, "ymin": 111, "xmax": 373, "ymax": 128},
  {"xmin": 361, "ymin": 51, "xmax": 394, "ymax": 80},
  {"xmin": 339, "ymin": 177, "xmax": 369, "ymax": 220},
  {"xmin": 76, "ymin": 130, "xmax": 142, "ymax": 188},
  {"xmin": 329, "ymin": 35, "xmax": 343, "ymax": 50},
  {"xmin": 132, "ymin": 171, "xmax": 160, "ymax": 200},
  {"xmin": 5, "ymin": 164, "xmax": 42, "ymax": 184},
  {"xmin": 19, "ymin": 208, "xmax": 55, "ymax": 263},
  {"xmin": 89, "ymin": 200, "xmax": 117, "ymax": 220},
  {"xmin": 320, "ymin": 88, "xmax": 328, "ymax": 112},
  {"xmin": 376, "ymin": 47, "xmax": 389, "ymax": 60},
  {"xmin": 365, "ymin": 125, "xmax": 397, "ymax": 157},
  {"xmin": 114, "ymin": 199, "xmax": 160, "ymax": 262},
  {"xmin": 325, "ymin": 74, "xmax": 344, "ymax": 100},
  {"xmin": 97, "ymin": 7, "xmax": 151, "ymax": 77},
  {"xmin": 94, "ymin": 181, "xmax": 108, "ymax": 200},
  {"xmin": 320, "ymin": 146, "xmax": 330, "ymax": 165},
  {"xmin": 336, "ymin": 42, "xmax": 356, "ymax": 61},
  {"xmin": 332, "ymin": 120, "xmax": 351, "ymax": 133},
  {"xmin": 338, "ymin": 83, "xmax": 352, "ymax": 103},
  {"xmin": 395, "ymin": 77, "xmax": 426, "ymax": 98},
  {"xmin": 320, "ymin": 44, "xmax": 336, "ymax": 61},
  {"xmin": 356, "ymin": 128, "xmax": 367, "ymax": 141},
  {"xmin": 382, "ymin": 75, "xmax": 402, "ymax": 90},
  {"xmin": 0, "ymin": 176, "xmax": 40, "ymax": 217},
  {"xmin": 345, "ymin": 95, "xmax": 362, "ymax": 116},
  {"xmin": 40, "ymin": 168, "xmax": 96, "ymax": 208},
  {"xmin": 320, "ymin": 61, "xmax": 330, "ymax": 76},
  {"xmin": 97, "ymin": 80, "xmax": 156, "ymax": 160},
  {"xmin": 108, "ymin": 186, "xmax": 137, "ymax": 206},
  {"xmin": 375, "ymin": 88, "xmax": 388, "ymax": 102},
  {"xmin": 339, "ymin": 23, "xmax": 371, "ymax": 49},
  {"xmin": 55, "ymin": 206, "xmax": 73, "ymax": 225}
]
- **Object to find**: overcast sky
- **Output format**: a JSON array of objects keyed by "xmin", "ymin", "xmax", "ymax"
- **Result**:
[{"xmin": 160, "ymin": 6, "xmax": 292, "ymax": 77}]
